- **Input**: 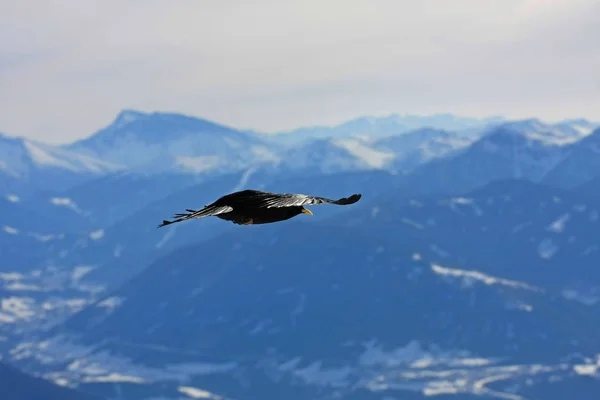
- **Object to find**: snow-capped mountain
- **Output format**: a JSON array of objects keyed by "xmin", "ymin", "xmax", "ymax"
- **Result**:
[
  {"xmin": 278, "ymin": 138, "xmax": 396, "ymax": 173},
  {"xmin": 0, "ymin": 133, "xmax": 122, "ymax": 196},
  {"xmin": 370, "ymin": 128, "xmax": 474, "ymax": 172},
  {"xmin": 264, "ymin": 113, "xmax": 505, "ymax": 144},
  {"xmin": 13, "ymin": 180, "xmax": 600, "ymax": 400},
  {"xmin": 492, "ymin": 118, "xmax": 596, "ymax": 146},
  {"xmin": 65, "ymin": 110, "xmax": 281, "ymax": 175},
  {"xmin": 395, "ymin": 119, "xmax": 598, "ymax": 197},
  {"xmin": 542, "ymin": 127, "xmax": 600, "ymax": 188},
  {"xmin": 2, "ymin": 110, "xmax": 600, "ymax": 400},
  {"xmin": 276, "ymin": 129, "xmax": 474, "ymax": 175}
]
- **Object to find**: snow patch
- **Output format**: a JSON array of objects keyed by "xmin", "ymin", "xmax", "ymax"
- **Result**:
[
  {"xmin": 574, "ymin": 364, "xmax": 598, "ymax": 376},
  {"xmin": 24, "ymin": 141, "xmax": 81, "ymax": 171},
  {"xmin": 89, "ymin": 229, "xmax": 105, "ymax": 240},
  {"xmin": 1, "ymin": 296, "xmax": 36, "ymax": 320},
  {"xmin": 97, "ymin": 296, "xmax": 125, "ymax": 311},
  {"xmin": 50, "ymin": 197, "xmax": 83, "ymax": 214},
  {"xmin": 333, "ymin": 139, "xmax": 395, "ymax": 168},
  {"xmin": 82, "ymin": 373, "xmax": 146, "ymax": 383},
  {"xmin": 2, "ymin": 226, "xmax": 19, "ymax": 234},
  {"xmin": 359, "ymin": 340, "xmax": 498, "ymax": 371},
  {"xmin": 23, "ymin": 140, "xmax": 121, "ymax": 172},
  {"xmin": 72, "ymin": 266, "xmax": 95, "ymax": 281},
  {"xmin": 448, "ymin": 197, "xmax": 483, "ymax": 216},
  {"xmin": 547, "ymin": 213, "xmax": 570, "ymax": 233},
  {"xmin": 251, "ymin": 146, "xmax": 280, "ymax": 163},
  {"xmin": 11, "ymin": 335, "xmax": 238, "ymax": 386},
  {"xmin": 431, "ymin": 264, "xmax": 541, "ymax": 292},
  {"xmin": 178, "ymin": 386, "xmax": 219, "ymax": 399},
  {"xmin": 423, "ymin": 381, "xmax": 459, "ymax": 396},
  {"xmin": 30, "ymin": 233, "xmax": 60, "ymax": 242},
  {"xmin": 174, "ymin": 155, "xmax": 222, "ymax": 173},
  {"xmin": 0, "ymin": 272, "xmax": 24, "ymax": 281}
]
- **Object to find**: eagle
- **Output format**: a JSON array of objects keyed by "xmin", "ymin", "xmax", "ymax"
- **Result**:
[{"xmin": 158, "ymin": 189, "xmax": 362, "ymax": 227}]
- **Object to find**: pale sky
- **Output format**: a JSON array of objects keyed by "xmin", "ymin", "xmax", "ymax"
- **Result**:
[{"xmin": 1, "ymin": 0, "xmax": 599, "ymax": 143}]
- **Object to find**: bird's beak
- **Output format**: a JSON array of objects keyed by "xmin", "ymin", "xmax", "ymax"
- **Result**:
[{"xmin": 301, "ymin": 208, "xmax": 313, "ymax": 216}]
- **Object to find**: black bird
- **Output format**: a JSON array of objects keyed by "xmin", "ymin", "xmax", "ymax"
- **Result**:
[{"xmin": 158, "ymin": 189, "xmax": 362, "ymax": 227}]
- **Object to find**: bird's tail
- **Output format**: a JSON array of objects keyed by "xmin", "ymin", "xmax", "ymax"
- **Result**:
[{"xmin": 157, "ymin": 205, "xmax": 232, "ymax": 228}]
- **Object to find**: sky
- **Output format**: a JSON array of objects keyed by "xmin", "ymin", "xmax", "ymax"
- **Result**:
[{"xmin": 1, "ymin": 0, "xmax": 599, "ymax": 143}]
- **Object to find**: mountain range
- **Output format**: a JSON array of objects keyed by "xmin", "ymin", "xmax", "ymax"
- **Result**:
[{"xmin": 1, "ymin": 109, "xmax": 600, "ymax": 400}]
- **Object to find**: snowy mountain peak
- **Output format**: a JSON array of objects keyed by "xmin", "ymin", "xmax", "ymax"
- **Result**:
[
  {"xmin": 70, "ymin": 110, "xmax": 250, "ymax": 149},
  {"xmin": 0, "ymin": 134, "xmax": 121, "ymax": 177},
  {"xmin": 268, "ymin": 113, "xmax": 506, "ymax": 145},
  {"xmin": 489, "ymin": 119, "xmax": 593, "ymax": 146},
  {"xmin": 63, "ymin": 110, "xmax": 274, "ymax": 175},
  {"xmin": 112, "ymin": 109, "xmax": 146, "ymax": 129},
  {"xmin": 0, "ymin": 132, "xmax": 124, "ymax": 196}
]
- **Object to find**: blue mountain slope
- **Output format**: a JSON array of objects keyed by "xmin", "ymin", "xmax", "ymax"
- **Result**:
[
  {"xmin": 15, "ymin": 180, "xmax": 600, "ymax": 400},
  {"xmin": 0, "ymin": 196, "xmax": 78, "ymax": 273},
  {"xmin": 51, "ymin": 169, "xmax": 399, "ymax": 289},
  {"xmin": 0, "ymin": 361, "xmax": 103, "ymax": 400},
  {"xmin": 393, "ymin": 122, "xmax": 590, "ymax": 197},
  {"xmin": 331, "ymin": 178, "xmax": 600, "ymax": 289},
  {"xmin": 20, "ymin": 171, "xmax": 204, "ymax": 229},
  {"xmin": 542, "ymin": 127, "xmax": 600, "ymax": 188}
]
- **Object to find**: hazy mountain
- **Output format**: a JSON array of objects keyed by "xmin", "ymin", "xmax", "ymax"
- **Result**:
[
  {"xmin": 41, "ymin": 169, "xmax": 400, "ymax": 290},
  {"xmin": 370, "ymin": 128, "xmax": 474, "ymax": 172},
  {"xmin": 11, "ymin": 179, "xmax": 600, "ymax": 400},
  {"xmin": 0, "ymin": 133, "xmax": 121, "ymax": 197},
  {"xmin": 394, "ymin": 120, "xmax": 596, "ymax": 197},
  {"xmin": 263, "ymin": 113, "xmax": 505, "ymax": 144},
  {"xmin": 495, "ymin": 118, "xmax": 595, "ymax": 145},
  {"xmin": 542, "ymin": 127, "xmax": 600, "ymax": 188},
  {"xmin": 65, "ymin": 110, "xmax": 280, "ymax": 175},
  {"xmin": 278, "ymin": 137, "xmax": 396, "ymax": 173},
  {"xmin": 19, "ymin": 171, "xmax": 205, "ymax": 229},
  {"xmin": 2, "ymin": 111, "xmax": 600, "ymax": 400}
]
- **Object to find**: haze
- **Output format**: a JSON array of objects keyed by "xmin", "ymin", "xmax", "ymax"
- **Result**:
[{"xmin": 1, "ymin": 0, "xmax": 599, "ymax": 143}]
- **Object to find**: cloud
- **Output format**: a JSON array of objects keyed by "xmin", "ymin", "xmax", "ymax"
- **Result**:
[{"xmin": 0, "ymin": 0, "xmax": 599, "ymax": 143}]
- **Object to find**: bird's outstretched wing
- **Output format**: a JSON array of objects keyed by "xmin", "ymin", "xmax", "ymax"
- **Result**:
[
  {"xmin": 257, "ymin": 193, "xmax": 362, "ymax": 208},
  {"xmin": 158, "ymin": 205, "xmax": 233, "ymax": 228}
]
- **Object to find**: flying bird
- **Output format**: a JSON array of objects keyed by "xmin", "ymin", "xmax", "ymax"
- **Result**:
[{"xmin": 158, "ymin": 189, "xmax": 362, "ymax": 228}]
